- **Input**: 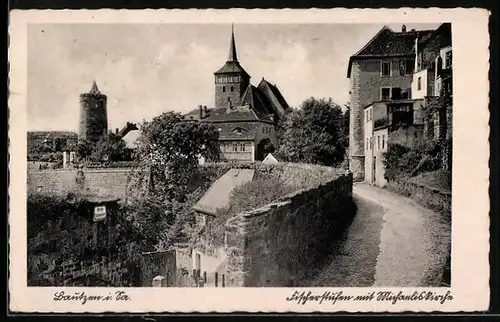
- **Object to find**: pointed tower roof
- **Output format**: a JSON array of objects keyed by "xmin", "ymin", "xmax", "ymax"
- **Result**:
[
  {"xmin": 214, "ymin": 25, "xmax": 250, "ymax": 77},
  {"xmin": 89, "ymin": 80, "xmax": 100, "ymax": 94},
  {"xmin": 228, "ymin": 24, "xmax": 238, "ymax": 62}
]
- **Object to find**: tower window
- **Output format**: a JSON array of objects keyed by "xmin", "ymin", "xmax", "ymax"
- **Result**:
[{"xmin": 223, "ymin": 86, "xmax": 226, "ymax": 92}]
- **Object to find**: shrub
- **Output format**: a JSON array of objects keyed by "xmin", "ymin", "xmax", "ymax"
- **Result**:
[{"xmin": 207, "ymin": 177, "xmax": 296, "ymax": 245}]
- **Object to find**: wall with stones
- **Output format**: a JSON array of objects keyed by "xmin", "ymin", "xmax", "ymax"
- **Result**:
[
  {"xmin": 27, "ymin": 168, "xmax": 148, "ymax": 201},
  {"xmin": 224, "ymin": 171, "xmax": 354, "ymax": 287}
]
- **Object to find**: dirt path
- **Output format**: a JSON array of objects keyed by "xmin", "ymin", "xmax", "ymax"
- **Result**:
[
  {"xmin": 354, "ymin": 183, "xmax": 451, "ymax": 287},
  {"xmin": 302, "ymin": 195, "xmax": 384, "ymax": 287},
  {"xmin": 300, "ymin": 183, "xmax": 450, "ymax": 287}
]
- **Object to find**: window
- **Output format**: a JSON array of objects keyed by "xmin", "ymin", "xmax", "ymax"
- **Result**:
[
  {"xmin": 382, "ymin": 135, "xmax": 385, "ymax": 149},
  {"xmin": 369, "ymin": 109, "xmax": 373, "ymax": 120},
  {"xmin": 381, "ymin": 87, "xmax": 391, "ymax": 101},
  {"xmin": 232, "ymin": 144, "xmax": 238, "ymax": 152},
  {"xmin": 399, "ymin": 59, "xmax": 415, "ymax": 75},
  {"xmin": 366, "ymin": 138, "xmax": 368, "ymax": 150},
  {"xmin": 240, "ymin": 143, "xmax": 246, "ymax": 152},
  {"xmin": 377, "ymin": 136, "xmax": 380, "ymax": 150},
  {"xmin": 381, "ymin": 61, "xmax": 391, "ymax": 76},
  {"xmin": 445, "ymin": 50, "xmax": 452, "ymax": 69},
  {"xmin": 417, "ymin": 77, "xmax": 422, "ymax": 91},
  {"xmin": 223, "ymin": 86, "xmax": 226, "ymax": 92},
  {"xmin": 230, "ymin": 86, "xmax": 234, "ymax": 92}
]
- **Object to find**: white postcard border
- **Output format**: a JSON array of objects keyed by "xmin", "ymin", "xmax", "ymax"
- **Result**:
[{"xmin": 9, "ymin": 8, "xmax": 491, "ymax": 313}]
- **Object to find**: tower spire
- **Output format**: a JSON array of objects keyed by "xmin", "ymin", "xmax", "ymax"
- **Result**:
[
  {"xmin": 90, "ymin": 80, "xmax": 100, "ymax": 94},
  {"xmin": 228, "ymin": 23, "xmax": 238, "ymax": 62}
]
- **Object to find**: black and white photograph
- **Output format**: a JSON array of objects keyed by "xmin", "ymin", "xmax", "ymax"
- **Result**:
[{"xmin": 9, "ymin": 9, "xmax": 489, "ymax": 313}]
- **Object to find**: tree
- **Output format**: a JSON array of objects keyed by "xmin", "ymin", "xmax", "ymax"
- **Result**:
[
  {"xmin": 76, "ymin": 139, "xmax": 93, "ymax": 161},
  {"xmin": 277, "ymin": 97, "xmax": 348, "ymax": 167},
  {"xmin": 124, "ymin": 112, "xmax": 220, "ymax": 252},
  {"xmin": 91, "ymin": 133, "xmax": 130, "ymax": 162},
  {"xmin": 133, "ymin": 111, "xmax": 220, "ymax": 201}
]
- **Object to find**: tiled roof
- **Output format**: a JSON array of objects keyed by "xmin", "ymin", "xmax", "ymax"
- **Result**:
[
  {"xmin": 202, "ymin": 106, "xmax": 259, "ymax": 122},
  {"xmin": 193, "ymin": 168, "xmax": 255, "ymax": 216},
  {"xmin": 347, "ymin": 26, "xmax": 434, "ymax": 77},
  {"xmin": 257, "ymin": 79, "xmax": 291, "ymax": 119},
  {"xmin": 240, "ymin": 85, "xmax": 275, "ymax": 119},
  {"xmin": 214, "ymin": 61, "xmax": 250, "ymax": 77},
  {"xmin": 215, "ymin": 121, "xmax": 261, "ymax": 140}
]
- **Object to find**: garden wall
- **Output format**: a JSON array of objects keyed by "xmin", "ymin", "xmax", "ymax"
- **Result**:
[
  {"xmin": 223, "ymin": 171, "xmax": 354, "ymax": 287},
  {"xmin": 27, "ymin": 168, "xmax": 148, "ymax": 201},
  {"xmin": 386, "ymin": 179, "xmax": 451, "ymax": 217}
]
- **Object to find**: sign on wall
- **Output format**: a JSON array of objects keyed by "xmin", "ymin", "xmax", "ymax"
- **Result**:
[{"xmin": 93, "ymin": 205, "xmax": 107, "ymax": 222}]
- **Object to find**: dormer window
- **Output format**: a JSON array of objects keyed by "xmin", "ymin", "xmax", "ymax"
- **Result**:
[{"xmin": 232, "ymin": 127, "xmax": 248, "ymax": 135}]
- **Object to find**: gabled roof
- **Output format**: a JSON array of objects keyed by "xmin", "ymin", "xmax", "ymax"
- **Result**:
[
  {"xmin": 257, "ymin": 78, "xmax": 291, "ymax": 119},
  {"xmin": 193, "ymin": 168, "xmax": 255, "ymax": 216},
  {"xmin": 347, "ymin": 26, "xmax": 434, "ymax": 77},
  {"xmin": 240, "ymin": 84, "xmax": 275, "ymax": 119}
]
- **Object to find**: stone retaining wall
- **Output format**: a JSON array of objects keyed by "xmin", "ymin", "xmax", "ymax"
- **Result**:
[{"xmin": 224, "ymin": 171, "xmax": 354, "ymax": 287}]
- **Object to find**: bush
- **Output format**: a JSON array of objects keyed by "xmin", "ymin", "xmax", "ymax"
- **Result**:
[
  {"xmin": 383, "ymin": 140, "xmax": 444, "ymax": 181},
  {"xmin": 27, "ymin": 192, "xmax": 144, "ymax": 285},
  {"xmin": 207, "ymin": 177, "xmax": 296, "ymax": 245}
]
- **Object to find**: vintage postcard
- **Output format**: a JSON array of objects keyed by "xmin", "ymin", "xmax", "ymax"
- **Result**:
[{"xmin": 9, "ymin": 8, "xmax": 490, "ymax": 313}]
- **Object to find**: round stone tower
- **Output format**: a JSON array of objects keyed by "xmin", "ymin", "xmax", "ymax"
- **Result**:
[{"xmin": 78, "ymin": 81, "xmax": 108, "ymax": 142}]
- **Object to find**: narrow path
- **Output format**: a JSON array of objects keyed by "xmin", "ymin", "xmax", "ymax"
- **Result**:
[
  {"xmin": 300, "ymin": 183, "xmax": 451, "ymax": 287},
  {"xmin": 302, "ymin": 195, "xmax": 384, "ymax": 287},
  {"xmin": 355, "ymin": 183, "xmax": 451, "ymax": 287}
]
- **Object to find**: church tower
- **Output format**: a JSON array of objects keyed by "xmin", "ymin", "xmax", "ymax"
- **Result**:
[
  {"xmin": 78, "ymin": 81, "xmax": 108, "ymax": 142},
  {"xmin": 214, "ymin": 25, "xmax": 250, "ymax": 109}
]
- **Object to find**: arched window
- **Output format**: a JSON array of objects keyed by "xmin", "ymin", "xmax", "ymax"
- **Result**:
[{"xmin": 222, "ymin": 86, "xmax": 226, "ymax": 92}]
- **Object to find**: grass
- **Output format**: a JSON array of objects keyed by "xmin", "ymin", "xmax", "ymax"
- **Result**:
[{"xmin": 407, "ymin": 169, "xmax": 451, "ymax": 193}]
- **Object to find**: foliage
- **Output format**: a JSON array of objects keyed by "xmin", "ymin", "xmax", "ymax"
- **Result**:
[
  {"xmin": 208, "ymin": 177, "xmax": 296, "ymax": 244},
  {"xmin": 76, "ymin": 139, "xmax": 94, "ymax": 161},
  {"xmin": 382, "ymin": 140, "xmax": 445, "ymax": 182},
  {"xmin": 76, "ymin": 133, "xmax": 132, "ymax": 163},
  {"xmin": 91, "ymin": 132, "xmax": 132, "ymax": 162},
  {"xmin": 133, "ymin": 111, "xmax": 220, "ymax": 201},
  {"xmin": 27, "ymin": 192, "xmax": 143, "ymax": 285},
  {"xmin": 276, "ymin": 97, "xmax": 348, "ymax": 167}
]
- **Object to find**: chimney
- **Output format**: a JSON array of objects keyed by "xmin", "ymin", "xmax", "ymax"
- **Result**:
[
  {"xmin": 204, "ymin": 105, "xmax": 208, "ymax": 114},
  {"xmin": 115, "ymin": 128, "xmax": 119, "ymax": 134},
  {"xmin": 199, "ymin": 105, "xmax": 203, "ymax": 119},
  {"xmin": 402, "ymin": 25, "xmax": 407, "ymax": 33}
]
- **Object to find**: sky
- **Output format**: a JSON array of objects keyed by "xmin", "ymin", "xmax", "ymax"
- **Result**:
[{"xmin": 27, "ymin": 23, "xmax": 441, "ymax": 131}]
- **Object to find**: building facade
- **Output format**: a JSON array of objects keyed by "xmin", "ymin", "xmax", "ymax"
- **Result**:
[
  {"xmin": 349, "ymin": 23, "xmax": 452, "ymax": 185},
  {"xmin": 347, "ymin": 25, "xmax": 434, "ymax": 181},
  {"xmin": 364, "ymin": 99, "xmax": 425, "ymax": 186},
  {"xmin": 185, "ymin": 26, "xmax": 290, "ymax": 162},
  {"xmin": 79, "ymin": 81, "xmax": 108, "ymax": 143}
]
